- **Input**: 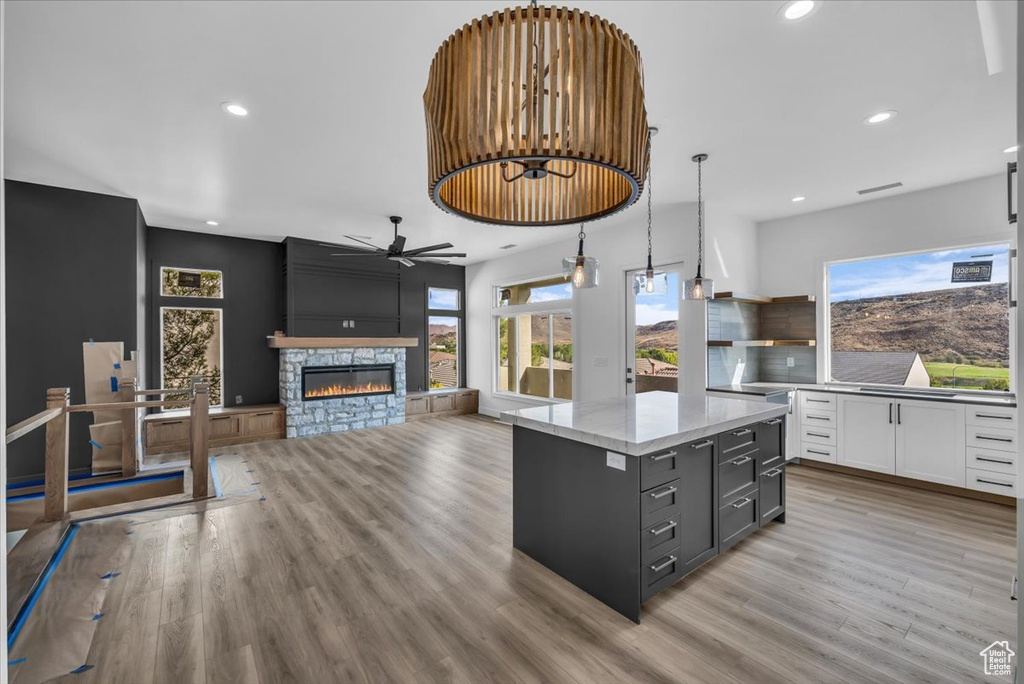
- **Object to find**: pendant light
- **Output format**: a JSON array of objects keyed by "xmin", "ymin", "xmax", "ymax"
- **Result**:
[
  {"xmin": 423, "ymin": 3, "xmax": 650, "ymax": 226},
  {"xmin": 643, "ymin": 130, "xmax": 656, "ymax": 293},
  {"xmin": 562, "ymin": 224, "xmax": 599, "ymax": 288},
  {"xmin": 683, "ymin": 153, "xmax": 714, "ymax": 300}
]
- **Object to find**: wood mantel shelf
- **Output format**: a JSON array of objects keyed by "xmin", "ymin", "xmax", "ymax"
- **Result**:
[{"xmin": 267, "ymin": 335, "xmax": 419, "ymax": 349}]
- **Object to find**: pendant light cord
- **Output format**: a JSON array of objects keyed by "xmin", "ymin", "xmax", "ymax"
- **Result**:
[
  {"xmin": 696, "ymin": 156, "xmax": 703, "ymax": 275},
  {"xmin": 577, "ymin": 223, "xmax": 586, "ymax": 256},
  {"xmin": 646, "ymin": 145, "xmax": 653, "ymax": 265}
]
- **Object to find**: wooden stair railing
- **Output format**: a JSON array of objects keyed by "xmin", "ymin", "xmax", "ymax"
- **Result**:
[{"xmin": 6, "ymin": 379, "xmax": 212, "ymax": 522}]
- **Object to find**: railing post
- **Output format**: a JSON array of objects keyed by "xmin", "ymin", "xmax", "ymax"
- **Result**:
[
  {"xmin": 190, "ymin": 382, "xmax": 210, "ymax": 499},
  {"xmin": 119, "ymin": 377, "xmax": 138, "ymax": 477},
  {"xmin": 43, "ymin": 387, "xmax": 71, "ymax": 522}
]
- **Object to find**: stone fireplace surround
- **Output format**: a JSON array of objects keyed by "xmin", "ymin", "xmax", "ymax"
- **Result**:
[{"xmin": 279, "ymin": 346, "xmax": 407, "ymax": 438}]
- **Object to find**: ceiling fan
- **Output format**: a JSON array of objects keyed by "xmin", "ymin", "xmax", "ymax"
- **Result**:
[{"xmin": 320, "ymin": 216, "xmax": 466, "ymax": 267}]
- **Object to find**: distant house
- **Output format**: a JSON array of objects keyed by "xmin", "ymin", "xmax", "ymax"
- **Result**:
[
  {"xmin": 831, "ymin": 351, "xmax": 929, "ymax": 387},
  {"xmin": 429, "ymin": 351, "xmax": 458, "ymax": 387},
  {"xmin": 635, "ymin": 357, "xmax": 678, "ymax": 377}
]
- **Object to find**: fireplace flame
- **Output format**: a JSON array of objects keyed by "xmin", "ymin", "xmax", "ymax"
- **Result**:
[{"xmin": 304, "ymin": 382, "xmax": 393, "ymax": 399}]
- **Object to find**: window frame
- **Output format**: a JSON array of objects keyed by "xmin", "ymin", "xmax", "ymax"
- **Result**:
[
  {"xmin": 823, "ymin": 241, "xmax": 1015, "ymax": 395},
  {"xmin": 158, "ymin": 304, "xmax": 225, "ymax": 407},
  {"xmin": 159, "ymin": 266, "xmax": 225, "ymax": 299},
  {"xmin": 491, "ymin": 275, "xmax": 574, "ymax": 403},
  {"xmin": 426, "ymin": 285, "xmax": 464, "ymax": 390}
]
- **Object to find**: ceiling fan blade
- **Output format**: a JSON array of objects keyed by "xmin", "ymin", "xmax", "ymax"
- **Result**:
[
  {"xmin": 329, "ymin": 252, "xmax": 386, "ymax": 257},
  {"xmin": 343, "ymin": 235, "xmax": 386, "ymax": 250},
  {"xmin": 404, "ymin": 242, "xmax": 454, "ymax": 256},
  {"xmin": 411, "ymin": 252, "xmax": 466, "ymax": 258},
  {"xmin": 412, "ymin": 257, "xmax": 451, "ymax": 265},
  {"xmin": 390, "ymin": 256, "xmax": 416, "ymax": 268}
]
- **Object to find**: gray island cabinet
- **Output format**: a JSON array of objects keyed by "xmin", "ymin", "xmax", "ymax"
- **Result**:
[{"xmin": 501, "ymin": 391, "xmax": 788, "ymax": 623}]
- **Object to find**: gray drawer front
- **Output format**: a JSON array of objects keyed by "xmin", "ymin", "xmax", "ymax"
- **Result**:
[
  {"xmin": 720, "ymin": 485, "xmax": 759, "ymax": 550},
  {"xmin": 642, "ymin": 514, "xmax": 682, "ymax": 565},
  {"xmin": 641, "ymin": 479, "xmax": 682, "ymax": 529},
  {"xmin": 719, "ymin": 424, "xmax": 757, "ymax": 457},
  {"xmin": 758, "ymin": 418, "xmax": 783, "ymax": 465},
  {"xmin": 759, "ymin": 466, "xmax": 785, "ymax": 526},
  {"xmin": 642, "ymin": 546, "xmax": 682, "ymax": 602},
  {"xmin": 641, "ymin": 443, "xmax": 688, "ymax": 492},
  {"xmin": 719, "ymin": 448, "xmax": 758, "ymax": 504}
]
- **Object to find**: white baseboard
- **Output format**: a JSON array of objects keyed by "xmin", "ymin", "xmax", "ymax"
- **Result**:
[{"xmin": 479, "ymin": 406, "xmax": 501, "ymax": 419}]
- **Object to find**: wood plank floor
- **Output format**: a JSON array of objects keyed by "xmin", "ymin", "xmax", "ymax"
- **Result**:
[{"xmin": 17, "ymin": 414, "xmax": 1016, "ymax": 683}]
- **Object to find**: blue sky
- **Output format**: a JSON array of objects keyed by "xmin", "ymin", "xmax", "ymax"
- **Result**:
[
  {"xmin": 635, "ymin": 272, "xmax": 680, "ymax": 326},
  {"xmin": 428, "ymin": 287, "xmax": 460, "ymax": 310},
  {"xmin": 828, "ymin": 244, "xmax": 1010, "ymax": 302}
]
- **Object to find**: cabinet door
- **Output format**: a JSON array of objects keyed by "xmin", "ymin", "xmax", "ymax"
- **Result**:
[
  {"xmin": 894, "ymin": 399, "xmax": 965, "ymax": 487},
  {"xmin": 676, "ymin": 438, "xmax": 717, "ymax": 575},
  {"xmin": 838, "ymin": 395, "xmax": 895, "ymax": 474}
]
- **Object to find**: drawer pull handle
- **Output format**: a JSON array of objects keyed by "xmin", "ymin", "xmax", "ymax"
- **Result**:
[
  {"xmin": 977, "ymin": 435, "xmax": 1015, "ymax": 443},
  {"xmin": 649, "ymin": 485, "xmax": 677, "ymax": 500},
  {"xmin": 731, "ymin": 497, "xmax": 753, "ymax": 509},
  {"xmin": 730, "ymin": 456, "xmax": 753, "ymax": 466},
  {"xmin": 806, "ymin": 398, "xmax": 830, "ymax": 404},
  {"xmin": 731, "ymin": 428, "xmax": 752, "ymax": 437},
  {"xmin": 650, "ymin": 556, "xmax": 677, "ymax": 573},
  {"xmin": 806, "ymin": 416, "xmax": 830, "ymax": 421},
  {"xmin": 211, "ymin": 417, "xmax": 231, "ymax": 422},
  {"xmin": 765, "ymin": 468, "xmax": 784, "ymax": 478},
  {"xmin": 806, "ymin": 432, "xmax": 830, "ymax": 438},
  {"xmin": 159, "ymin": 420, "xmax": 184, "ymax": 426},
  {"xmin": 690, "ymin": 440, "xmax": 714, "ymax": 450},
  {"xmin": 977, "ymin": 413, "xmax": 1013, "ymax": 420},
  {"xmin": 806, "ymin": 449, "xmax": 830, "ymax": 456},
  {"xmin": 977, "ymin": 456, "xmax": 1014, "ymax": 465},
  {"xmin": 254, "ymin": 412, "xmax": 275, "ymax": 417},
  {"xmin": 649, "ymin": 450, "xmax": 678, "ymax": 462},
  {"xmin": 763, "ymin": 418, "xmax": 783, "ymax": 425},
  {"xmin": 977, "ymin": 477, "xmax": 1014, "ymax": 488},
  {"xmin": 650, "ymin": 521, "xmax": 677, "ymax": 536}
]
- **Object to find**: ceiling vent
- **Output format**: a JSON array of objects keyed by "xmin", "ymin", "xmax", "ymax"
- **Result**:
[{"xmin": 857, "ymin": 182, "xmax": 904, "ymax": 195}]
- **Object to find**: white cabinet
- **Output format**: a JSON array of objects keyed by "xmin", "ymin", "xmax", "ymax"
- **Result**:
[
  {"xmin": 838, "ymin": 395, "xmax": 896, "ymax": 474},
  {"xmin": 894, "ymin": 399, "xmax": 965, "ymax": 487}
]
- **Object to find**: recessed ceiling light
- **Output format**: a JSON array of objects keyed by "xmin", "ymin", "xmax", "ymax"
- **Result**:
[
  {"xmin": 220, "ymin": 102, "xmax": 248, "ymax": 117},
  {"xmin": 864, "ymin": 110, "xmax": 897, "ymax": 125},
  {"xmin": 499, "ymin": 244, "xmax": 517, "ymax": 250},
  {"xmin": 791, "ymin": 196, "xmax": 806, "ymax": 203},
  {"xmin": 778, "ymin": 0, "xmax": 819, "ymax": 22},
  {"xmin": 1005, "ymin": 145, "xmax": 1018, "ymax": 154},
  {"xmin": 206, "ymin": 220, "xmax": 219, "ymax": 226}
]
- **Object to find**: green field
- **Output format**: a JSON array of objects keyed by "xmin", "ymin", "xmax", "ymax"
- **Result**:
[{"xmin": 924, "ymin": 362, "xmax": 1010, "ymax": 391}]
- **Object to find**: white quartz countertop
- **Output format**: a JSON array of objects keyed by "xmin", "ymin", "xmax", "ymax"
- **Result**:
[{"xmin": 500, "ymin": 391, "xmax": 788, "ymax": 456}]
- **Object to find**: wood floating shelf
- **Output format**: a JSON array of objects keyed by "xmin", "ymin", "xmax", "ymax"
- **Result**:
[
  {"xmin": 713, "ymin": 292, "xmax": 816, "ymax": 304},
  {"xmin": 707, "ymin": 340, "xmax": 816, "ymax": 347},
  {"xmin": 268, "ymin": 336, "xmax": 419, "ymax": 349}
]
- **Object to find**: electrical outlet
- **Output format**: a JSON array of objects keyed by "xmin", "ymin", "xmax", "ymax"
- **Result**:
[
  {"xmin": 787, "ymin": 357, "xmax": 795, "ymax": 368},
  {"xmin": 350, "ymin": 320, "xmax": 356, "ymax": 328},
  {"xmin": 235, "ymin": 395, "xmax": 243, "ymax": 404},
  {"xmin": 606, "ymin": 451, "xmax": 626, "ymax": 471}
]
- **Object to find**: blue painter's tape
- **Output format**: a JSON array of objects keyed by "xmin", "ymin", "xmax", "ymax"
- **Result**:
[
  {"xmin": 9, "ymin": 658, "xmax": 26, "ymax": 665},
  {"xmin": 91, "ymin": 613, "xmax": 104, "ymax": 621},
  {"xmin": 88, "ymin": 440, "xmax": 104, "ymax": 450},
  {"xmin": 7, "ymin": 471, "xmax": 112, "ymax": 491},
  {"xmin": 7, "ymin": 471, "xmax": 184, "ymax": 502},
  {"xmin": 89, "ymin": 340, "xmax": 94, "ymax": 346},
  {"xmin": 70, "ymin": 664, "xmax": 94, "ymax": 674},
  {"xmin": 113, "ymin": 362, "xmax": 121, "ymax": 370},
  {"xmin": 209, "ymin": 457, "xmax": 224, "ymax": 499},
  {"xmin": 8, "ymin": 524, "xmax": 80, "ymax": 649},
  {"xmin": 110, "ymin": 376, "xmax": 119, "ymax": 393},
  {"xmin": 100, "ymin": 572, "xmax": 120, "ymax": 580}
]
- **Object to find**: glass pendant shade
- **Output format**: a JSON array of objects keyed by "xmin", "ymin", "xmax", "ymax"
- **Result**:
[
  {"xmin": 683, "ymin": 275, "xmax": 715, "ymax": 300},
  {"xmin": 562, "ymin": 254, "xmax": 599, "ymax": 289}
]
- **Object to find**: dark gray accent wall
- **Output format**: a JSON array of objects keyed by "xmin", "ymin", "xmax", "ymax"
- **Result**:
[
  {"xmin": 5, "ymin": 180, "xmax": 142, "ymax": 480},
  {"xmin": 284, "ymin": 237, "xmax": 465, "ymax": 392},
  {"xmin": 147, "ymin": 227, "xmax": 285, "ymax": 408}
]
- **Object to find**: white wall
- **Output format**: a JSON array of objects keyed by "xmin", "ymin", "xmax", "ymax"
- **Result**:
[
  {"xmin": 466, "ymin": 202, "xmax": 759, "ymax": 416},
  {"xmin": 758, "ymin": 173, "xmax": 1014, "ymax": 380}
]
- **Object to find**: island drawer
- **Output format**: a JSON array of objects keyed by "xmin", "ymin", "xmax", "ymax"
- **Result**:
[
  {"xmin": 719, "ymin": 425, "xmax": 757, "ymax": 456},
  {"xmin": 719, "ymin": 448, "xmax": 757, "ymax": 504},
  {"xmin": 642, "ymin": 514, "xmax": 682, "ymax": 565},
  {"xmin": 759, "ymin": 465, "xmax": 786, "ymax": 527},
  {"xmin": 758, "ymin": 417, "xmax": 783, "ymax": 465},
  {"xmin": 720, "ymin": 484, "xmax": 759, "ymax": 551},
  {"xmin": 641, "ymin": 443, "xmax": 688, "ymax": 492},
  {"xmin": 641, "ymin": 479, "xmax": 681, "ymax": 529},
  {"xmin": 642, "ymin": 546, "xmax": 682, "ymax": 602}
]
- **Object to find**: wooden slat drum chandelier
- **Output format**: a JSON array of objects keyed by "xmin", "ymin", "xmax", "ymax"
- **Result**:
[{"xmin": 424, "ymin": 4, "xmax": 650, "ymax": 226}]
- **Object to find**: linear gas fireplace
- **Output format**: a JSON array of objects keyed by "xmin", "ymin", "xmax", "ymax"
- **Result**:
[{"xmin": 302, "ymin": 364, "xmax": 395, "ymax": 400}]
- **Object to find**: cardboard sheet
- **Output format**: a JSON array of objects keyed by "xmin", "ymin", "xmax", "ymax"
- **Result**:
[
  {"xmin": 82, "ymin": 342, "xmax": 124, "ymax": 424},
  {"xmin": 88, "ymin": 421, "xmax": 122, "ymax": 473}
]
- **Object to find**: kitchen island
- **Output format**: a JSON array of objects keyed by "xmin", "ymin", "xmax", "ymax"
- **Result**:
[{"xmin": 501, "ymin": 391, "xmax": 789, "ymax": 622}]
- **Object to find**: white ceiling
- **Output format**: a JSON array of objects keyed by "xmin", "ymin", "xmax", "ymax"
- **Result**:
[{"xmin": 4, "ymin": 1, "xmax": 1017, "ymax": 264}]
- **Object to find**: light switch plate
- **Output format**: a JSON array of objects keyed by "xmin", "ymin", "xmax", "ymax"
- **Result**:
[
  {"xmin": 606, "ymin": 451, "xmax": 626, "ymax": 471},
  {"xmin": 235, "ymin": 395, "xmax": 243, "ymax": 404},
  {"xmin": 787, "ymin": 357, "xmax": 795, "ymax": 368}
]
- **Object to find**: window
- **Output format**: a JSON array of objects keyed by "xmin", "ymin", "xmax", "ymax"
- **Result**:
[
  {"xmin": 160, "ymin": 306, "xmax": 223, "ymax": 405},
  {"xmin": 494, "ymin": 276, "xmax": 573, "ymax": 400},
  {"xmin": 427, "ymin": 286, "xmax": 462, "ymax": 389},
  {"xmin": 161, "ymin": 267, "xmax": 223, "ymax": 298},
  {"xmin": 827, "ymin": 243, "xmax": 1011, "ymax": 392}
]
